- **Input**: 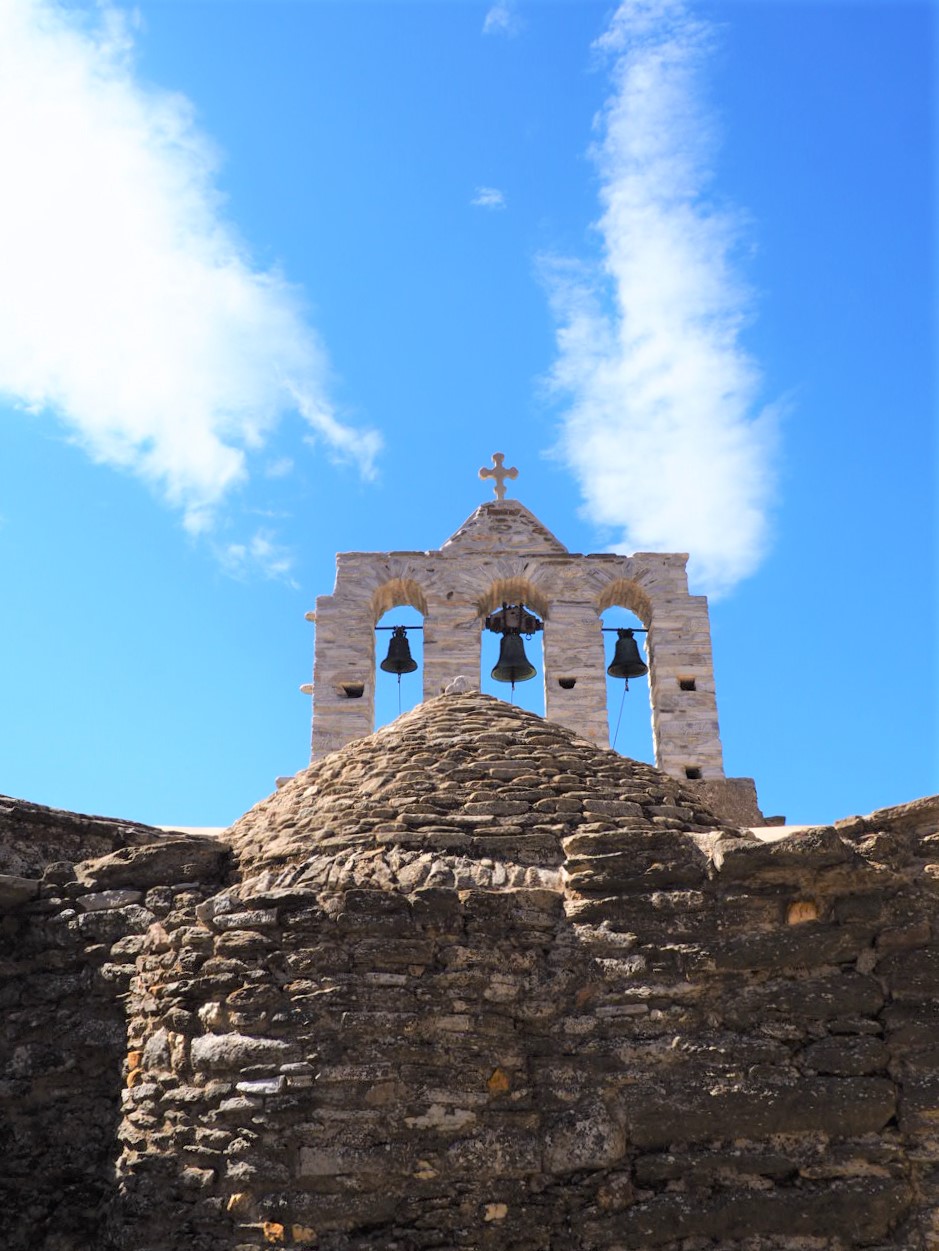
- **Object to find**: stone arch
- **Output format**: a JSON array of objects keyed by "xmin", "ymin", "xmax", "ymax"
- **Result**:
[
  {"xmin": 475, "ymin": 576, "xmax": 550, "ymax": 716},
  {"xmin": 477, "ymin": 576, "xmax": 550, "ymax": 622},
  {"xmin": 594, "ymin": 579, "xmax": 655, "ymax": 763},
  {"xmin": 370, "ymin": 577, "xmax": 429, "ymax": 622},
  {"xmin": 594, "ymin": 577, "xmax": 653, "ymax": 626}
]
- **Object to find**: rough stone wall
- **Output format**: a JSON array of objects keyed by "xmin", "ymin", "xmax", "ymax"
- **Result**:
[
  {"xmin": 3, "ymin": 700, "xmax": 938, "ymax": 1250},
  {"xmin": 309, "ymin": 501, "xmax": 726, "ymax": 790},
  {"xmin": 0, "ymin": 794, "xmax": 176, "ymax": 878},
  {"xmin": 0, "ymin": 798, "xmax": 229, "ymax": 1251}
]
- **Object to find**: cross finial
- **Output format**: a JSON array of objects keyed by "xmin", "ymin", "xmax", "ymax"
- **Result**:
[{"xmin": 479, "ymin": 452, "xmax": 519, "ymax": 502}]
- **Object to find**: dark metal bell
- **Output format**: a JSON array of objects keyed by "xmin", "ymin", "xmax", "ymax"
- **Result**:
[
  {"xmin": 607, "ymin": 629, "xmax": 648, "ymax": 680},
  {"xmin": 491, "ymin": 631, "xmax": 537, "ymax": 685},
  {"xmin": 380, "ymin": 626, "xmax": 418, "ymax": 675}
]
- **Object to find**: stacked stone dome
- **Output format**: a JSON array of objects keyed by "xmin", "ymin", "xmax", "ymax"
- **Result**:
[{"xmin": 229, "ymin": 690, "xmax": 726, "ymax": 900}]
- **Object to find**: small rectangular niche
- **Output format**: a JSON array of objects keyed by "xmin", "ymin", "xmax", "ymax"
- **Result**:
[
  {"xmin": 678, "ymin": 677, "xmax": 697, "ymax": 691},
  {"xmin": 684, "ymin": 766, "xmax": 702, "ymax": 780},
  {"xmin": 340, "ymin": 682, "xmax": 365, "ymax": 699}
]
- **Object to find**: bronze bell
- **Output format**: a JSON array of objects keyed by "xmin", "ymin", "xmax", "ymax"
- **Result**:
[
  {"xmin": 607, "ymin": 628, "xmax": 648, "ymax": 680},
  {"xmin": 380, "ymin": 626, "xmax": 418, "ymax": 676},
  {"xmin": 491, "ymin": 631, "xmax": 537, "ymax": 685}
]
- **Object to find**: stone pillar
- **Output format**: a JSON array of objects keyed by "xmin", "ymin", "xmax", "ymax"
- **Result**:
[
  {"xmin": 422, "ymin": 592, "xmax": 482, "ymax": 697},
  {"xmin": 310, "ymin": 593, "xmax": 375, "ymax": 760},
  {"xmin": 543, "ymin": 601, "xmax": 608, "ymax": 749},
  {"xmin": 647, "ymin": 596, "xmax": 724, "ymax": 779}
]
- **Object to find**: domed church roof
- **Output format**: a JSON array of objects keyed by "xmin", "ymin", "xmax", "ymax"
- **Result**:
[{"xmin": 229, "ymin": 690, "xmax": 728, "ymax": 899}]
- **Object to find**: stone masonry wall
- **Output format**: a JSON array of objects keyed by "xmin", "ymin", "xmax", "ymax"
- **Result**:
[
  {"xmin": 0, "ymin": 798, "xmax": 229, "ymax": 1250},
  {"xmin": 3, "ymin": 697, "xmax": 938, "ymax": 1250}
]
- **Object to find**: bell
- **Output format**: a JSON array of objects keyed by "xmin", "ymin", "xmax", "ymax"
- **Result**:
[
  {"xmin": 491, "ymin": 631, "xmax": 537, "ymax": 685},
  {"xmin": 380, "ymin": 626, "xmax": 418, "ymax": 676},
  {"xmin": 607, "ymin": 628, "xmax": 648, "ymax": 680}
]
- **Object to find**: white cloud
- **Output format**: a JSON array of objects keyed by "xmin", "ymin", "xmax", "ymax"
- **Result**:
[
  {"xmin": 0, "ymin": 0, "xmax": 380, "ymax": 533},
  {"xmin": 483, "ymin": 4, "xmax": 523, "ymax": 38},
  {"xmin": 219, "ymin": 528, "xmax": 298, "ymax": 586},
  {"xmin": 546, "ymin": 0, "xmax": 778, "ymax": 597},
  {"xmin": 472, "ymin": 186, "xmax": 507, "ymax": 210},
  {"xmin": 264, "ymin": 457, "xmax": 294, "ymax": 479}
]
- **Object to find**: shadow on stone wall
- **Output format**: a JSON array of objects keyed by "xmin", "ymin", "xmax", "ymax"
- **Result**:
[
  {"xmin": 0, "ymin": 897, "xmax": 129, "ymax": 1251},
  {"xmin": 0, "ymin": 798, "xmax": 230, "ymax": 1251}
]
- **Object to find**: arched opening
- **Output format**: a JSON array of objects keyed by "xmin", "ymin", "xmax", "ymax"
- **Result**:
[
  {"xmin": 479, "ymin": 610, "xmax": 546, "ymax": 717},
  {"xmin": 600, "ymin": 604, "xmax": 654, "ymax": 763},
  {"xmin": 477, "ymin": 580, "xmax": 547, "ymax": 717},
  {"xmin": 373, "ymin": 583, "xmax": 426, "ymax": 729}
]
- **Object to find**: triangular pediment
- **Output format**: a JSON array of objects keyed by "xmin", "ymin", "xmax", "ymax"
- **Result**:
[{"xmin": 441, "ymin": 500, "xmax": 568, "ymax": 555}]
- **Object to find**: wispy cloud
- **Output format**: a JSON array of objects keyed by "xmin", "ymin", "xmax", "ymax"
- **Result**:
[
  {"xmin": 483, "ymin": 3, "xmax": 523, "ymax": 38},
  {"xmin": 219, "ymin": 529, "xmax": 298, "ymax": 587},
  {"xmin": 546, "ymin": 0, "xmax": 778, "ymax": 597},
  {"xmin": 264, "ymin": 457, "xmax": 295, "ymax": 480},
  {"xmin": 0, "ymin": 0, "xmax": 380, "ymax": 536},
  {"xmin": 472, "ymin": 186, "xmax": 507, "ymax": 210}
]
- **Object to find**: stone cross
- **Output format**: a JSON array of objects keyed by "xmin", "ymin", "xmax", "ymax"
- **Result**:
[{"xmin": 479, "ymin": 452, "xmax": 519, "ymax": 502}]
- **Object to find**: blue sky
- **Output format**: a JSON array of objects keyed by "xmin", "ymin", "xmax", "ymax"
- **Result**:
[{"xmin": 0, "ymin": 0, "xmax": 934, "ymax": 829}]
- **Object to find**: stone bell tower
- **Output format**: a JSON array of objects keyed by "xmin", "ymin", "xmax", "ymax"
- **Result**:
[{"xmin": 306, "ymin": 455, "xmax": 766, "ymax": 825}]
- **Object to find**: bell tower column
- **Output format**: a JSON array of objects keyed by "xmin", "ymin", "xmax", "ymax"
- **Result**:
[
  {"xmin": 310, "ymin": 593, "xmax": 375, "ymax": 760},
  {"xmin": 422, "ymin": 592, "xmax": 481, "ymax": 698},
  {"xmin": 647, "ymin": 595, "xmax": 724, "ymax": 779},
  {"xmin": 542, "ymin": 601, "xmax": 608, "ymax": 749}
]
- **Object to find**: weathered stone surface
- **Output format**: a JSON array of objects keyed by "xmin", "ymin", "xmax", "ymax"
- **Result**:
[
  {"xmin": 0, "ymin": 793, "xmax": 172, "ymax": 877},
  {"xmin": 713, "ymin": 921, "xmax": 872, "ymax": 970},
  {"xmin": 800, "ymin": 1034, "xmax": 890, "ymax": 1075},
  {"xmin": 190, "ymin": 1033, "xmax": 299, "ymax": 1072},
  {"xmin": 591, "ymin": 1178, "xmax": 911, "ymax": 1247},
  {"xmin": 0, "ymin": 872, "xmax": 39, "ymax": 909},
  {"xmin": 877, "ymin": 945, "xmax": 939, "ymax": 998},
  {"xmin": 722, "ymin": 972, "xmax": 884, "ymax": 1027},
  {"xmin": 619, "ymin": 1078, "xmax": 896, "ymax": 1147},
  {"xmin": 714, "ymin": 824, "xmax": 866, "ymax": 880},
  {"xmin": 543, "ymin": 1104, "xmax": 625, "ymax": 1172},
  {"xmin": 562, "ymin": 828, "xmax": 709, "ymax": 891},
  {"xmin": 76, "ymin": 888, "xmax": 143, "ymax": 912},
  {"xmin": 76, "ymin": 834, "xmax": 229, "ymax": 890}
]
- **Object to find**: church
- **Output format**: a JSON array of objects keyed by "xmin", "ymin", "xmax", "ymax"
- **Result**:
[{"xmin": 1, "ymin": 465, "xmax": 937, "ymax": 1250}]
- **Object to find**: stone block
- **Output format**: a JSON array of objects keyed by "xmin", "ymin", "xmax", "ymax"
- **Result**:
[
  {"xmin": 590, "ymin": 1178, "xmax": 911, "ymax": 1248},
  {"xmin": 723, "ymin": 973, "xmax": 884, "ymax": 1027},
  {"xmin": 713, "ymin": 923, "xmax": 870, "ymax": 971},
  {"xmin": 799, "ymin": 1036, "xmax": 889, "ymax": 1076},
  {"xmin": 714, "ymin": 826, "xmax": 863, "ymax": 881},
  {"xmin": 190, "ymin": 1033, "xmax": 299, "ymax": 1073},
  {"xmin": 877, "ymin": 946, "xmax": 939, "ymax": 999},
  {"xmin": 76, "ymin": 889, "xmax": 143, "ymax": 912},
  {"xmin": 76, "ymin": 836, "xmax": 229, "ymax": 890},
  {"xmin": 898, "ymin": 1076, "xmax": 939, "ymax": 1134},
  {"xmin": 544, "ymin": 1104, "xmax": 625, "ymax": 1173},
  {"xmin": 0, "ymin": 874, "xmax": 39, "ymax": 909},
  {"xmin": 618, "ymin": 1077, "xmax": 896, "ymax": 1147}
]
